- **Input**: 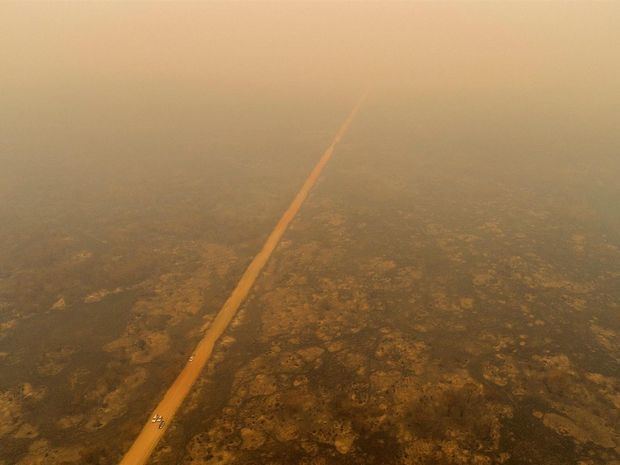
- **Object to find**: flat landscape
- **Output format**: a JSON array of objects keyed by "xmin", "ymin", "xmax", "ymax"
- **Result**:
[{"xmin": 1, "ymin": 3, "xmax": 618, "ymax": 465}]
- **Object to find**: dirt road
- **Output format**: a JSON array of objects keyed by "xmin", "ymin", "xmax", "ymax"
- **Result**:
[{"xmin": 118, "ymin": 93, "xmax": 367, "ymax": 465}]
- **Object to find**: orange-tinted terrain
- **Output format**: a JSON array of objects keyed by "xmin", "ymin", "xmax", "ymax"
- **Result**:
[{"xmin": 1, "ymin": 3, "xmax": 619, "ymax": 465}]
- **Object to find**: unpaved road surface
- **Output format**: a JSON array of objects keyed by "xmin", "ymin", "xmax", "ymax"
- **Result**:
[{"xmin": 118, "ymin": 93, "xmax": 367, "ymax": 465}]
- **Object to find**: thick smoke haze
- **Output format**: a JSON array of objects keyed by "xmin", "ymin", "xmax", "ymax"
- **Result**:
[
  {"xmin": 3, "ymin": 3, "xmax": 620, "ymax": 96},
  {"xmin": 2, "ymin": 2, "xmax": 619, "ymax": 169},
  {"xmin": 2, "ymin": 2, "xmax": 618, "ymax": 209},
  {"xmin": 1, "ymin": 3, "xmax": 619, "ymax": 465}
]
